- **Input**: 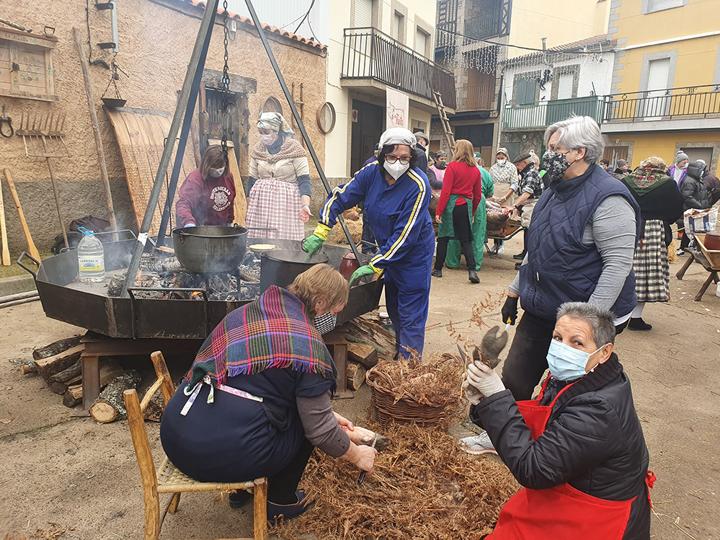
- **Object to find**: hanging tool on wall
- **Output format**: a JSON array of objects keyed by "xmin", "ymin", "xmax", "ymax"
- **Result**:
[
  {"xmin": 2, "ymin": 169, "xmax": 41, "ymax": 260},
  {"xmin": 16, "ymin": 111, "xmax": 69, "ymax": 249},
  {"xmin": 0, "ymin": 106, "xmax": 13, "ymax": 138},
  {"xmin": 100, "ymin": 58, "xmax": 128, "ymax": 109}
]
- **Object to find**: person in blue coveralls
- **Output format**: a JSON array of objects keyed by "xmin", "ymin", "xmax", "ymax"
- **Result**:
[{"xmin": 302, "ymin": 127, "xmax": 435, "ymax": 359}]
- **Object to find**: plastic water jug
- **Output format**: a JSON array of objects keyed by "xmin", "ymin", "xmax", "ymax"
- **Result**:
[{"xmin": 77, "ymin": 228, "xmax": 105, "ymax": 283}]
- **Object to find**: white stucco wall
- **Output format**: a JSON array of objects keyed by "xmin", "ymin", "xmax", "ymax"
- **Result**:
[
  {"xmin": 323, "ymin": 0, "xmax": 437, "ymax": 178},
  {"xmin": 503, "ymin": 52, "xmax": 615, "ymax": 103}
]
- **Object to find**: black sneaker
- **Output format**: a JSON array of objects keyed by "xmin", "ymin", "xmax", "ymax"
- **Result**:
[
  {"xmin": 431, "ymin": 269, "xmax": 443, "ymax": 278},
  {"xmin": 468, "ymin": 270, "xmax": 479, "ymax": 284},
  {"xmin": 628, "ymin": 318, "xmax": 653, "ymax": 331},
  {"xmin": 268, "ymin": 490, "xmax": 313, "ymax": 523},
  {"xmin": 512, "ymin": 252, "xmax": 526, "ymax": 260}
]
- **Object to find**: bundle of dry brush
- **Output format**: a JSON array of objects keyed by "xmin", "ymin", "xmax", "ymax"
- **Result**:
[
  {"xmin": 273, "ymin": 422, "xmax": 519, "ymax": 540},
  {"xmin": 367, "ymin": 353, "xmax": 465, "ymax": 408}
]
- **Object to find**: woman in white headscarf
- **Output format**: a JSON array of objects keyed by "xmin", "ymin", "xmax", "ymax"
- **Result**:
[
  {"xmin": 302, "ymin": 128, "xmax": 435, "ymax": 359},
  {"xmin": 246, "ymin": 112, "xmax": 312, "ymax": 241}
]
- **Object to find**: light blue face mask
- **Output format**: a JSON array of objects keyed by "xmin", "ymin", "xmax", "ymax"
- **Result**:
[{"xmin": 546, "ymin": 339, "xmax": 607, "ymax": 381}]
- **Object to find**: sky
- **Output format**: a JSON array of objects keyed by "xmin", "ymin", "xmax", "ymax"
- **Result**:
[{"xmin": 226, "ymin": 0, "xmax": 329, "ymax": 43}]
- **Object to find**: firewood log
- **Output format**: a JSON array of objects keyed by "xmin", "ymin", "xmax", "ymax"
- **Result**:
[
  {"xmin": 346, "ymin": 361, "xmax": 367, "ymax": 391},
  {"xmin": 32, "ymin": 336, "xmax": 81, "ymax": 360},
  {"xmin": 63, "ymin": 384, "xmax": 83, "ymax": 407},
  {"xmin": 20, "ymin": 362, "xmax": 37, "ymax": 375},
  {"xmin": 89, "ymin": 370, "xmax": 142, "ymax": 423},
  {"xmin": 60, "ymin": 362, "xmax": 124, "ymax": 408},
  {"xmin": 49, "ymin": 360, "xmax": 81, "ymax": 384},
  {"xmin": 348, "ymin": 343, "xmax": 378, "ymax": 369},
  {"xmin": 49, "ymin": 374, "xmax": 81, "ymax": 395},
  {"xmin": 33, "ymin": 345, "xmax": 84, "ymax": 380},
  {"xmin": 343, "ymin": 316, "xmax": 396, "ymax": 360}
]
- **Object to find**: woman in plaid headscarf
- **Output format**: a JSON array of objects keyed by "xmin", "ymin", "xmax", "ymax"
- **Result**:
[
  {"xmin": 621, "ymin": 157, "xmax": 683, "ymax": 330},
  {"xmin": 246, "ymin": 112, "xmax": 312, "ymax": 241},
  {"xmin": 160, "ymin": 265, "xmax": 377, "ymax": 522}
]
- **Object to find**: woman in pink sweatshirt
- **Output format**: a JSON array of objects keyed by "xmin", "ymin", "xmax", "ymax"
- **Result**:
[{"xmin": 176, "ymin": 145, "xmax": 236, "ymax": 227}]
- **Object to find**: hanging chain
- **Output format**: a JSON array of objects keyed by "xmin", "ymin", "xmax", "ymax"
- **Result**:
[{"xmin": 220, "ymin": 0, "xmax": 231, "ymax": 156}]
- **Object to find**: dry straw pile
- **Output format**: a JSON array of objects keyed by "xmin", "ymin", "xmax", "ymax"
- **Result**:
[{"xmin": 273, "ymin": 422, "xmax": 518, "ymax": 539}]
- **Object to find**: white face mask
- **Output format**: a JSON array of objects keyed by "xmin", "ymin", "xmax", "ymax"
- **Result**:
[
  {"xmin": 384, "ymin": 160, "xmax": 409, "ymax": 180},
  {"xmin": 208, "ymin": 167, "xmax": 225, "ymax": 178},
  {"xmin": 497, "ymin": 159, "xmax": 507, "ymax": 165},
  {"xmin": 261, "ymin": 133, "xmax": 278, "ymax": 146}
]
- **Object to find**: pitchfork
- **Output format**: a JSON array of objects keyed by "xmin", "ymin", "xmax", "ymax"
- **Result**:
[{"xmin": 16, "ymin": 110, "xmax": 70, "ymax": 248}]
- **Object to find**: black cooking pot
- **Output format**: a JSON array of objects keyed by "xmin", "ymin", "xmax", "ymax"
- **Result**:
[
  {"xmin": 172, "ymin": 225, "xmax": 248, "ymax": 273},
  {"xmin": 260, "ymin": 249, "xmax": 329, "ymax": 292}
]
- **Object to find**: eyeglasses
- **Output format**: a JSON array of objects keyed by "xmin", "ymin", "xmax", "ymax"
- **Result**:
[{"xmin": 385, "ymin": 156, "xmax": 410, "ymax": 165}]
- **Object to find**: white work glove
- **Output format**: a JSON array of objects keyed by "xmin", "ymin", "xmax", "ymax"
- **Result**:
[{"xmin": 464, "ymin": 361, "xmax": 505, "ymax": 404}]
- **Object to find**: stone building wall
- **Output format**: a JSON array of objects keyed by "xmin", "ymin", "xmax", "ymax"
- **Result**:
[{"xmin": 0, "ymin": 0, "xmax": 326, "ymax": 251}]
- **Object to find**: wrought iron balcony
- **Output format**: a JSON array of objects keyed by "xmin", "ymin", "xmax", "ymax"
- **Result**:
[
  {"xmin": 502, "ymin": 96, "xmax": 603, "ymax": 131},
  {"xmin": 341, "ymin": 27, "xmax": 456, "ymax": 109},
  {"xmin": 602, "ymin": 84, "xmax": 720, "ymax": 123}
]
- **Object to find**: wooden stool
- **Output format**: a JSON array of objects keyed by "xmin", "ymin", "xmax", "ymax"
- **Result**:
[{"xmin": 123, "ymin": 351, "xmax": 267, "ymax": 540}]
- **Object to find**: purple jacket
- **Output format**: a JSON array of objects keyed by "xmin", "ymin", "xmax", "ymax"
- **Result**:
[{"xmin": 667, "ymin": 165, "xmax": 687, "ymax": 187}]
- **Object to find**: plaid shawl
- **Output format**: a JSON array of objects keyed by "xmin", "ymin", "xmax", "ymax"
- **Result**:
[
  {"xmin": 185, "ymin": 286, "xmax": 336, "ymax": 387},
  {"xmin": 625, "ymin": 166, "xmax": 673, "ymax": 197}
]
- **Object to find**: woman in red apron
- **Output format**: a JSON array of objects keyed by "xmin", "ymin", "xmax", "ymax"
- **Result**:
[{"xmin": 464, "ymin": 302, "xmax": 653, "ymax": 539}]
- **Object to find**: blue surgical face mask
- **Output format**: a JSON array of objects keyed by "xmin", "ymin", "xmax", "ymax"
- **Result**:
[{"xmin": 546, "ymin": 339, "xmax": 607, "ymax": 381}]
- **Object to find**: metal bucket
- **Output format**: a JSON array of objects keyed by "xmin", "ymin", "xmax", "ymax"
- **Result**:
[
  {"xmin": 259, "ymin": 249, "xmax": 329, "ymax": 292},
  {"xmin": 172, "ymin": 225, "xmax": 248, "ymax": 273}
]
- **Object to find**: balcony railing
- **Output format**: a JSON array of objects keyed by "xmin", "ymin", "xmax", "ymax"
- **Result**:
[
  {"xmin": 503, "ymin": 96, "xmax": 603, "ymax": 130},
  {"xmin": 341, "ymin": 27, "xmax": 456, "ymax": 109},
  {"xmin": 602, "ymin": 84, "xmax": 720, "ymax": 123}
]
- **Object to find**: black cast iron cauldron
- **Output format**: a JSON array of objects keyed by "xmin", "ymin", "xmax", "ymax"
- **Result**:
[
  {"xmin": 172, "ymin": 225, "xmax": 248, "ymax": 273},
  {"xmin": 259, "ymin": 249, "xmax": 329, "ymax": 291}
]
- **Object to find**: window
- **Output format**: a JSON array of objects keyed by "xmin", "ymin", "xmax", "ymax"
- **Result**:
[
  {"xmin": 392, "ymin": 11, "xmax": 406, "ymax": 42},
  {"xmin": 415, "ymin": 27, "xmax": 430, "ymax": 57},
  {"xmin": 0, "ymin": 28, "xmax": 57, "ymax": 101},
  {"xmin": 513, "ymin": 74, "xmax": 539, "ymax": 106},
  {"xmin": 643, "ymin": 0, "xmax": 686, "ymax": 14},
  {"xmin": 352, "ymin": 0, "xmax": 374, "ymax": 27},
  {"xmin": 262, "ymin": 96, "xmax": 283, "ymax": 115},
  {"xmin": 643, "ymin": 57, "xmax": 671, "ymax": 118}
]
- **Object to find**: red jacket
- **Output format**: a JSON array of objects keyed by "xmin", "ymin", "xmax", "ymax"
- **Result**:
[
  {"xmin": 436, "ymin": 161, "xmax": 482, "ymax": 217},
  {"xmin": 176, "ymin": 169, "xmax": 236, "ymax": 227}
]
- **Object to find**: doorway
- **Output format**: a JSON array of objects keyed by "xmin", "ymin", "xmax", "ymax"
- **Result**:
[{"xmin": 351, "ymin": 99, "xmax": 385, "ymax": 175}]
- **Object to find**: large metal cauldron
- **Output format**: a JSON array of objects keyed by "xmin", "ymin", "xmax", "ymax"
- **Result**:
[
  {"xmin": 172, "ymin": 225, "xmax": 247, "ymax": 273},
  {"xmin": 259, "ymin": 249, "xmax": 329, "ymax": 291}
]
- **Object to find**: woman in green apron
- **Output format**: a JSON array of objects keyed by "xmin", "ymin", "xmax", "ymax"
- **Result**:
[
  {"xmin": 432, "ymin": 140, "xmax": 483, "ymax": 284},
  {"xmin": 446, "ymin": 155, "xmax": 494, "ymax": 271}
]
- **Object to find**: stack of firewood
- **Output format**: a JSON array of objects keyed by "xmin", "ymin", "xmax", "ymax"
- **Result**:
[{"xmin": 20, "ymin": 336, "xmax": 153, "ymax": 423}]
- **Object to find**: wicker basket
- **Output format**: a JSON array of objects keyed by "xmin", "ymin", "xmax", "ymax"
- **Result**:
[{"xmin": 366, "ymin": 367, "xmax": 455, "ymax": 426}]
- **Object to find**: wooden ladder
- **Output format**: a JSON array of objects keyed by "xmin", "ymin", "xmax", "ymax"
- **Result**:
[{"xmin": 433, "ymin": 90, "xmax": 455, "ymax": 151}]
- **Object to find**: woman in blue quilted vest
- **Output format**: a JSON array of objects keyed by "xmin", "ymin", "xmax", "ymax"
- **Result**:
[
  {"xmin": 466, "ymin": 116, "xmax": 641, "ymax": 455},
  {"xmin": 501, "ymin": 115, "xmax": 641, "ymax": 393}
]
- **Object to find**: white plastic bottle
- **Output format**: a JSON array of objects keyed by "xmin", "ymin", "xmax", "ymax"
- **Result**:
[{"xmin": 77, "ymin": 228, "xmax": 105, "ymax": 283}]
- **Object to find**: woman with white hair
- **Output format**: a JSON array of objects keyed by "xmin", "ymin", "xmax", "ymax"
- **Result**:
[
  {"xmin": 246, "ymin": 112, "xmax": 312, "ymax": 241},
  {"xmin": 464, "ymin": 302, "xmax": 652, "ymax": 539},
  {"xmin": 495, "ymin": 115, "xmax": 641, "ymax": 404},
  {"xmin": 303, "ymin": 127, "xmax": 434, "ymax": 358}
]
